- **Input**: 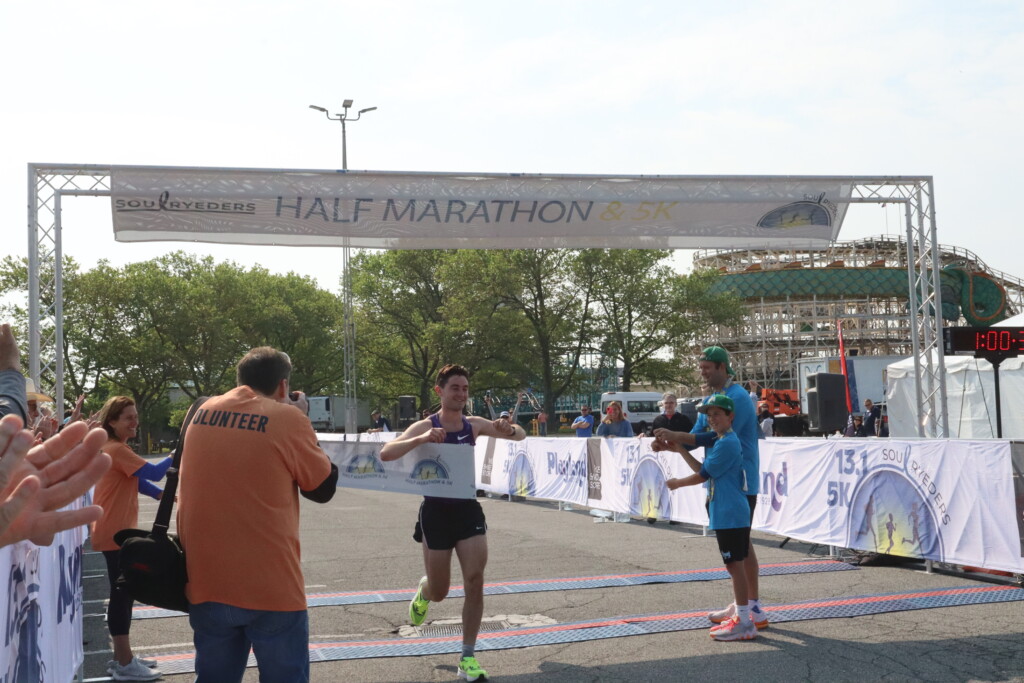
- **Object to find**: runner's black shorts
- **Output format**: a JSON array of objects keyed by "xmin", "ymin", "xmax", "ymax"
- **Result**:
[
  {"xmin": 715, "ymin": 527, "xmax": 751, "ymax": 565},
  {"xmin": 413, "ymin": 497, "xmax": 487, "ymax": 550}
]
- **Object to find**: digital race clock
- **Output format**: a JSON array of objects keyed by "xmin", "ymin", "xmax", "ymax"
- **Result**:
[{"xmin": 943, "ymin": 327, "xmax": 1024, "ymax": 361}]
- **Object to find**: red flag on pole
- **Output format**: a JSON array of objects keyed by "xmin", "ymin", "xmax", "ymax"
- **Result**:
[{"xmin": 836, "ymin": 319, "xmax": 853, "ymax": 414}]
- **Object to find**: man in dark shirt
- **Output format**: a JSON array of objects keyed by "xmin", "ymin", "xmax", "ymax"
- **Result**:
[
  {"xmin": 864, "ymin": 399, "xmax": 882, "ymax": 436},
  {"xmin": 367, "ymin": 409, "xmax": 391, "ymax": 433},
  {"xmin": 652, "ymin": 393, "xmax": 693, "ymax": 434}
]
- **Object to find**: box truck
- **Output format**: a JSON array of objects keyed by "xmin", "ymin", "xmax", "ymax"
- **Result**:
[{"xmin": 307, "ymin": 396, "xmax": 370, "ymax": 432}]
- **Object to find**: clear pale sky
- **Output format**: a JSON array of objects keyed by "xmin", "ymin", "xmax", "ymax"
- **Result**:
[{"xmin": 2, "ymin": 1, "xmax": 1021, "ymax": 294}]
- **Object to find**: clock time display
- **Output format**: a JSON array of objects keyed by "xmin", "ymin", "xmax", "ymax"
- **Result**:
[{"xmin": 943, "ymin": 327, "xmax": 1024, "ymax": 360}]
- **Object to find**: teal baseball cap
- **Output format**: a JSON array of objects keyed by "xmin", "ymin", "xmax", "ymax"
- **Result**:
[
  {"xmin": 697, "ymin": 393, "xmax": 735, "ymax": 414},
  {"xmin": 699, "ymin": 346, "xmax": 734, "ymax": 375}
]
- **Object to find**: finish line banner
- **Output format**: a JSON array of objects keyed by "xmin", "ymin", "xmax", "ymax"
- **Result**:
[
  {"xmin": 319, "ymin": 435, "xmax": 476, "ymax": 499},
  {"xmin": 111, "ymin": 167, "xmax": 851, "ymax": 249}
]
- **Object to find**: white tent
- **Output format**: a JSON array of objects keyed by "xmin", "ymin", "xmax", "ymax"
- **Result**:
[{"xmin": 887, "ymin": 314, "xmax": 1024, "ymax": 437}]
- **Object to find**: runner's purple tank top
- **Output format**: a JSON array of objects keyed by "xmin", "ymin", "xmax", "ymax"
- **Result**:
[
  {"xmin": 429, "ymin": 413, "xmax": 476, "ymax": 446},
  {"xmin": 426, "ymin": 413, "xmax": 476, "ymax": 503}
]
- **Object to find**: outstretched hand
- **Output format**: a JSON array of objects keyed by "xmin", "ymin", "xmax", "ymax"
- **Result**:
[
  {"xmin": 652, "ymin": 427, "xmax": 684, "ymax": 445},
  {"xmin": 0, "ymin": 415, "xmax": 111, "ymax": 548},
  {"xmin": 492, "ymin": 417, "xmax": 515, "ymax": 437}
]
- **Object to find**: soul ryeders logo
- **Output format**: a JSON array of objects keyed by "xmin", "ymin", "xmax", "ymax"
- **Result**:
[
  {"xmin": 842, "ymin": 445, "xmax": 947, "ymax": 560},
  {"xmin": 114, "ymin": 191, "xmax": 256, "ymax": 215}
]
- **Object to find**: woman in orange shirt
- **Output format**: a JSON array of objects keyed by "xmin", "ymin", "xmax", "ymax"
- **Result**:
[{"xmin": 92, "ymin": 396, "xmax": 171, "ymax": 682}]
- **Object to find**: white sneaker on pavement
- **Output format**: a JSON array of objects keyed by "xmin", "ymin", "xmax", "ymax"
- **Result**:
[
  {"xmin": 707, "ymin": 601, "xmax": 736, "ymax": 624},
  {"xmin": 107, "ymin": 657, "xmax": 158, "ymax": 673},
  {"xmin": 109, "ymin": 656, "xmax": 161, "ymax": 681},
  {"xmin": 709, "ymin": 615, "xmax": 758, "ymax": 641},
  {"xmin": 750, "ymin": 602, "xmax": 769, "ymax": 629}
]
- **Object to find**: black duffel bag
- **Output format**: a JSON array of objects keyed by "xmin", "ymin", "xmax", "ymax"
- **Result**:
[
  {"xmin": 114, "ymin": 397, "xmax": 206, "ymax": 613},
  {"xmin": 113, "ymin": 527, "xmax": 190, "ymax": 613}
]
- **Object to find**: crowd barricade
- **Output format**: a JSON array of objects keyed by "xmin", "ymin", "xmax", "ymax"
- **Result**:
[
  {"xmin": 471, "ymin": 435, "xmax": 1024, "ymax": 575},
  {"xmin": 5, "ymin": 435, "xmax": 1021, "ymax": 682},
  {"xmin": 333, "ymin": 432, "xmax": 1024, "ymax": 574},
  {"xmin": 1, "ymin": 496, "xmax": 90, "ymax": 683}
]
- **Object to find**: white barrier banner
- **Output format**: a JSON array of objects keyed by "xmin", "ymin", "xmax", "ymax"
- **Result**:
[
  {"xmin": 759, "ymin": 438, "xmax": 1024, "ymax": 573},
  {"xmin": 474, "ymin": 436, "xmax": 513, "ymax": 497},
  {"xmin": 588, "ymin": 438, "xmax": 709, "ymax": 524},
  {"xmin": 111, "ymin": 167, "xmax": 850, "ymax": 249},
  {"xmin": 1, "ymin": 502, "xmax": 89, "ymax": 683},
  {"xmin": 474, "ymin": 437, "xmax": 588, "ymax": 504},
  {"xmin": 327, "ymin": 431, "xmax": 398, "ymax": 443},
  {"xmin": 320, "ymin": 436, "xmax": 476, "ymax": 499},
  {"xmin": 331, "ymin": 433, "xmax": 1023, "ymax": 571}
]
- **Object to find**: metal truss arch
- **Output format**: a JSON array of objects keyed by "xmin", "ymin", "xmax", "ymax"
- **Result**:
[{"xmin": 28, "ymin": 166, "xmax": 949, "ymax": 436}]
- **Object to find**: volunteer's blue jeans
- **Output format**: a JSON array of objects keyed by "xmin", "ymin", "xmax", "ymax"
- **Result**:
[{"xmin": 189, "ymin": 601, "xmax": 309, "ymax": 683}]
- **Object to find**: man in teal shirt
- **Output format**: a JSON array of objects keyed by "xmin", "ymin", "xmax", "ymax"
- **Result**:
[{"xmin": 653, "ymin": 346, "xmax": 765, "ymax": 629}]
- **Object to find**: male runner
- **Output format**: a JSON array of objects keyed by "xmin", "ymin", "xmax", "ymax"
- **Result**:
[
  {"xmin": 653, "ymin": 346, "xmax": 766, "ymax": 629},
  {"xmin": 381, "ymin": 364, "xmax": 525, "ymax": 682}
]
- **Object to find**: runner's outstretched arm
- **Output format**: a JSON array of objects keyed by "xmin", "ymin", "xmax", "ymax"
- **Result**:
[
  {"xmin": 471, "ymin": 415, "xmax": 525, "ymax": 441},
  {"xmin": 380, "ymin": 418, "xmax": 445, "ymax": 461}
]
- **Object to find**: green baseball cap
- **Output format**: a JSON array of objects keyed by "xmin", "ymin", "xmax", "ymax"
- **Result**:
[
  {"xmin": 699, "ymin": 346, "xmax": 734, "ymax": 375},
  {"xmin": 697, "ymin": 393, "xmax": 735, "ymax": 414}
]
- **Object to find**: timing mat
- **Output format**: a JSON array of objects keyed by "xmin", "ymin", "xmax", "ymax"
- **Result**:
[
  {"xmin": 138, "ymin": 584, "xmax": 1024, "ymax": 675},
  {"xmin": 130, "ymin": 559, "xmax": 856, "ymax": 620}
]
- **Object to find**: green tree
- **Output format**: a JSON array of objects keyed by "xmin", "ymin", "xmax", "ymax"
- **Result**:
[
  {"xmin": 1, "ymin": 252, "xmax": 349, "ymax": 446},
  {"xmin": 588, "ymin": 252, "xmax": 745, "ymax": 390},
  {"xmin": 443, "ymin": 249, "xmax": 600, "ymax": 419},
  {"xmin": 351, "ymin": 250, "xmax": 462, "ymax": 412}
]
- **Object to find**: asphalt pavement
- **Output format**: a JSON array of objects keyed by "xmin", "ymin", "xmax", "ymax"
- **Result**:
[{"xmin": 82, "ymin": 487, "xmax": 1024, "ymax": 683}]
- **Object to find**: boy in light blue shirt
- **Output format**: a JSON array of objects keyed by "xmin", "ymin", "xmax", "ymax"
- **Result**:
[{"xmin": 655, "ymin": 394, "xmax": 757, "ymax": 641}]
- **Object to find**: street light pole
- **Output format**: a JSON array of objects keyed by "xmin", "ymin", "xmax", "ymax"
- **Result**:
[
  {"xmin": 309, "ymin": 100, "xmax": 377, "ymax": 171},
  {"xmin": 309, "ymin": 100, "xmax": 377, "ymax": 434}
]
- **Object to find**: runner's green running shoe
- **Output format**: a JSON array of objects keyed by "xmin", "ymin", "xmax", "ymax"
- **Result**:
[
  {"xmin": 458, "ymin": 655, "xmax": 488, "ymax": 681},
  {"xmin": 409, "ymin": 575, "xmax": 429, "ymax": 626}
]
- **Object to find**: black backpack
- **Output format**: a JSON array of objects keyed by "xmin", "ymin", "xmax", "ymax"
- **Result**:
[{"xmin": 114, "ymin": 397, "xmax": 207, "ymax": 613}]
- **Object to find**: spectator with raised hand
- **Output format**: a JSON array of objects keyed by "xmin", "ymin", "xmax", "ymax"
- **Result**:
[
  {"xmin": 64, "ymin": 393, "xmax": 86, "ymax": 427},
  {"xmin": 0, "ymin": 323, "xmax": 28, "ymax": 423},
  {"xmin": 32, "ymin": 398, "xmax": 59, "ymax": 441},
  {"xmin": 0, "ymin": 414, "xmax": 111, "ymax": 548},
  {"xmin": 597, "ymin": 400, "xmax": 633, "ymax": 438}
]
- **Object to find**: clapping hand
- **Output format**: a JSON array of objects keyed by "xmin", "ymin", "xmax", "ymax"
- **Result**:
[{"xmin": 0, "ymin": 416, "xmax": 111, "ymax": 547}]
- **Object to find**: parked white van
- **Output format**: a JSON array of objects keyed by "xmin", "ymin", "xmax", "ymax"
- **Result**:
[{"xmin": 600, "ymin": 391, "xmax": 663, "ymax": 435}]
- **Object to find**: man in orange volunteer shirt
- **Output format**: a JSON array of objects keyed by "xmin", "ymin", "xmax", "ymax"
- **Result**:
[{"xmin": 177, "ymin": 347, "xmax": 338, "ymax": 683}]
